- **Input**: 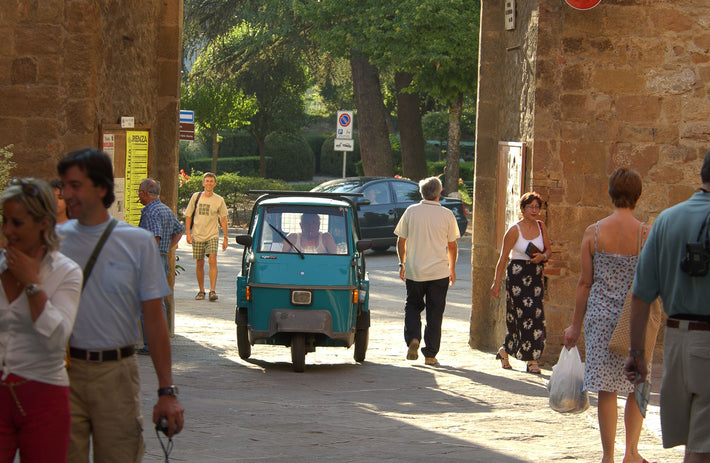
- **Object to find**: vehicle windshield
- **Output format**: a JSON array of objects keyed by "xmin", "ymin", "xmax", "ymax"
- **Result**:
[
  {"xmin": 258, "ymin": 205, "xmax": 349, "ymax": 255},
  {"xmin": 311, "ymin": 179, "xmax": 363, "ymax": 193}
]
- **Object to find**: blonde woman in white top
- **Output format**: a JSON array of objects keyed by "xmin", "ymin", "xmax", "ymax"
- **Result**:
[{"xmin": 0, "ymin": 178, "xmax": 82, "ymax": 462}]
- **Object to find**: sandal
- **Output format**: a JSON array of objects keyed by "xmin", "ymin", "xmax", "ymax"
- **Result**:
[
  {"xmin": 496, "ymin": 347, "xmax": 512, "ymax": 369},
  {"xmin": 526, "ymin": 361, "xmax": 541, "ymax": 374},
  {"xmin": 195, "ymin": 291, "xmax": 205, "ymax": 300},
  {"xmin": 208, "ymin": 290, "xmax": 218, "ymax": 301}
]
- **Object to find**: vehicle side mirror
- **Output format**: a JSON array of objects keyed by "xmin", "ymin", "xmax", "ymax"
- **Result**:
[
  {"xmin": 236, "ymin": 235, "xmax": 252, "ymax": 247},
  {"xmin": 356, "ymin": 198, "xmax": 371, "ymax": 206},
  {"xmin": 356, "ymin": 240, "xmax": 372, "ymax": 252}
]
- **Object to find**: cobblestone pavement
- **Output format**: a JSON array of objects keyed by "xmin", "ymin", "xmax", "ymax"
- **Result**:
[{"xmin": 137, "ymin": 231, "xmax": 684, "ymax": 463}]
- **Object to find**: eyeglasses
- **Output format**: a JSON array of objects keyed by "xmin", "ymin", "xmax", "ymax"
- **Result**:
[
  {"xmin": 525, "ymin": 204, "xmax": 541, "ymax": 211},
  {"xmin": 8, "ymin": 178, "xmax": 47, "ymax": 209}
]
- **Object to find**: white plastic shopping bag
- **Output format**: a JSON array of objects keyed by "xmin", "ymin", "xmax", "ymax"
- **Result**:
[{"xmin": 548, "ymin": 346, "xmax": 589, "ymax": 414}]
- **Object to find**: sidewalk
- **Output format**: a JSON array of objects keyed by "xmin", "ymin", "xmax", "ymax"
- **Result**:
[{"xmin": 136, "ymin": 234, "xmax": 681, "ymax": 463}]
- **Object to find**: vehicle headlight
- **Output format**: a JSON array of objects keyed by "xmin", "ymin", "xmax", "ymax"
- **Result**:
[{"xmin": 291, "ymin": 290, "xmax": 312, "ymax": 306}]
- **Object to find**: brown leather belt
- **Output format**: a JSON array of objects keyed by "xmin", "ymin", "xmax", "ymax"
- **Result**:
[
  {"xmin": 666, "ymin": 318, "xmax": 710, "ymax": 332},
  {"xmin": 69, "ymin": 345, "xmax": 135, "ymax": 362}
]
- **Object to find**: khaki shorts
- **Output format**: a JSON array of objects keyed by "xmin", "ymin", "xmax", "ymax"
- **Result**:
[
  {"xmin": 660, "ymin": 323, "xmax": 710, "ymax": 452},
  {"xmin": 192, "ymin": 236, "xmax": 219, "ymax": 260},
  {"xmin": 67, "ymin": 355, "xmax": 144, "ymax": 463}
]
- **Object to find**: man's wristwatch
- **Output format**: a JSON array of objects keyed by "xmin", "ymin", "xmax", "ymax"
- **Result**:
[
  {"xmin": 158, "ymin": 385, "xmax": 179, "ymax": 397},
  {"xmin": 25, "ymin": 283, "xmax": 41, "ymax": 297},
  {"xmin": 398, "ymin": 262, "xmax": 405, "ymax": 268}
]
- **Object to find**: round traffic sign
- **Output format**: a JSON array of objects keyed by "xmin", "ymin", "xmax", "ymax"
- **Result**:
[
  {"xmin": 339, "ymin": 113, "xmax": 351, "ymax": 128},
  {"xmin": 565, "ymin": 0, "xmax": 601, "ymax": 9}
]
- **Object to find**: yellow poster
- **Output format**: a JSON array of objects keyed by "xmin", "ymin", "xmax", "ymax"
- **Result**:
[{"xmin": 125, "ymin": 131, "xmax": 149, "ymax": 226}]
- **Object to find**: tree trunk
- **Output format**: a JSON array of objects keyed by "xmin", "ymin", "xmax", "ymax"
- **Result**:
[
  {"xmin": 350, "ymin": 55, "xmax": 393, "ymax": 177},
  {"xmin": 257, "ymin": 137, "xmax": 266, "ymax": 178},
  {"xmin": 444, "ymin": 93, "xmax": 463, "ymax": 196},
  {"xmin": 395, "ymin": 72, "xmax": 427, "ymax": 180},
  {"xmin": 211, "ymin": 129, "xmax": 219, "ymax": 174}
]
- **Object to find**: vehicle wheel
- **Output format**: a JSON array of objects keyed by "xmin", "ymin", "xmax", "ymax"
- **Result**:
[
  {"xmin": 353, "ymin": 328, "xmax": 369, "ymax": 362},
  {"xmin": 291, "ymin": 333, "xmax": 306, "ymax": 372},
  {"xmin": 237, "ymin": 324, "xmax": 251, "ymax": 360}
]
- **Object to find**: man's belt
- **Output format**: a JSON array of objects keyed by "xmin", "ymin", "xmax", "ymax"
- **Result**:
[
  {"xmin": 667, "ymin": 318, "xmax": 710, "ymax": 332},
  {"xmin": 69, "ymin": 345, "xmax": 135, "ymax": 362}
]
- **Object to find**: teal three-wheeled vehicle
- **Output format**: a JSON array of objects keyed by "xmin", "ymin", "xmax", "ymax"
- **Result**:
[{"xmin": 235, "ymin": 191, "xmax": 372, "ymax": 372}]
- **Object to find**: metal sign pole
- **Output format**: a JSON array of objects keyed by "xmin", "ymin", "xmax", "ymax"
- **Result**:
[{"xmin": 341, "ymin": 151, "xmax": 347, "ymax": 178}]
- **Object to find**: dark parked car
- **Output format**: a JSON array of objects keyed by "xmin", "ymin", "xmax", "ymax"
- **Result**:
[{"xmin": 312, "ymin": 177, "xmax": 468, "ymax": 252}]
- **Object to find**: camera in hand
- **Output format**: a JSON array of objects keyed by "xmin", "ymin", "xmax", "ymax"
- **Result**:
[{"xmin": 156, "ymin": 416, "xmax": 170, "ymax": 436}]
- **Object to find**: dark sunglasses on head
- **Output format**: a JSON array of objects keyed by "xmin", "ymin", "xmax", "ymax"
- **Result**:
[{"xmin": 8, "ymin": 178, "xmax": 47, "ymax": 209}]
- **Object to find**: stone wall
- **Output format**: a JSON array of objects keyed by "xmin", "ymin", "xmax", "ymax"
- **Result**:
[
  {"xmin": 0, "ymin": 0, "xmax": 182, "ymax": 211},
  {"xmin": 473, "ymin": 0, "xmax": 710, "ymax": 363},
  {"xmin": 471, "ymin": 1, "xmax": 539, "ymax": 350}
]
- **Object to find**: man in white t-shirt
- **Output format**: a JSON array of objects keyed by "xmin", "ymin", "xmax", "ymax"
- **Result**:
[
  {"xmin": 394, "ymin": 177, "xmax": 459, "ymax": 366},
  {"xmin": 184, "ymin": 172, "xmax": 228, "ymax": 302}
]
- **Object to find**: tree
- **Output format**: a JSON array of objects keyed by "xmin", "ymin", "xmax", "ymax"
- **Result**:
[
  {"xmin": 181, "ymin": 79, "xmax": 257, "ymax": 173},
  {"xmin": 351, "ymin": 56, "xmax": 394, "ymax": 176},
  {"xmin": 395, "ymin": 72, "xmax": 427, "ymax": 179},
  {"xmin": 185, "ymin": 18, "xmax": 310, "ymax": 177}
]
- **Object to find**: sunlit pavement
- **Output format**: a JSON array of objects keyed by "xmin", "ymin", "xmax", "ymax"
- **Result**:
[{"xmin": 136, "ymin": 230, "xmax": 681, "ymax": 463}]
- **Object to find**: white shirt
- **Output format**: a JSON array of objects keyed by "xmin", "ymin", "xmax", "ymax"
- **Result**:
[
  {"xmin": 0, "ymin": 250, "xmax": 82, "ymax": 386},
  {"xmin": 59, "ymin": 218, "xmax": 170, "ymax": 349},
  {"xmin": 394, "ymin": 200, "xmax": 460, "ymax": 281}
]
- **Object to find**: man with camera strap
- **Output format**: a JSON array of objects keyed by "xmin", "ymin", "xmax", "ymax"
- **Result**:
[{"xmin": 624, "ymin": 150, "xmax": 710, "ymax": 462}]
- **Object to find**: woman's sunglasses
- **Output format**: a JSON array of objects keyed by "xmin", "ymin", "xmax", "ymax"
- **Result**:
[{"xmin": 8, "ymin": 178, "xmax": 47, "ymax": 210}]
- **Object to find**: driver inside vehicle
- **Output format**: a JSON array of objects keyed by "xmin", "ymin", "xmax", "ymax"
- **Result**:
[{"xmin": 283, "ymin": 213, "xmax": 338, "ymax": 254}]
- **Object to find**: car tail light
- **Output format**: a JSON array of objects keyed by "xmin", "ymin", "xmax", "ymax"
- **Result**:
[
  {"xmin": 352, "ymin": 289, "xmax": 359, "ymax": 303},
  {"xmin": 246, "ymin": 286, "xmax": 252, "ymax": 301}
]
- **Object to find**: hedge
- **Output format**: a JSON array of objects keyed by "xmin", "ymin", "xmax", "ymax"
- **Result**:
[
  {"xmin": 265, "ymin": 133, "xmax": 315, "ymax": 181},
  {"xmin": 319, "ymin": 135, "xmax": 361, "ymax": 176}
]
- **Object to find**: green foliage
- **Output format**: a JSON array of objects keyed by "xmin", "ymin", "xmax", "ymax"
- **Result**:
[
  {"xmin": 218, "ymin": 129, "xmax": 259, "ymax": 157},
  {"xmin": 178, "ymin": 140, "xmax": 209, "ymax": 170},
  {"xmin": 319, "ymin": 136, "xmax": 361, "ymax": 177},
  {"xmin": 177, "ymin": 170, "xmax": 291, "ymax": 225},
  {"xmin": 186, "ymin": 157, "xmax": 264, "ymax": 177},
  {"xmin": 422, "ymin": 111, "xmax": 449, "ymax": 143},
  {"xmin": 265, "ymin": 133, "xmax": 315, "ymax": 182},
  {"xmin": 427, "ymin": 160, "xmax": 473, "ymax": 180},
  {"xmin": 180, "ymin": 80, "xmax": 258, "ymax": 136},
  {"xmin": 0, "ymin": 145, "xmax": 16, "ymax": 192},
  {"xmin": 302, "ymin": 132, "xmax": 330, "ymax": 172}
]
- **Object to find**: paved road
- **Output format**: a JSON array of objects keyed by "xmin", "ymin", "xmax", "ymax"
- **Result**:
[{"xmin": 137, "ymin": 231, "xmax": 682, "ymax": 463}]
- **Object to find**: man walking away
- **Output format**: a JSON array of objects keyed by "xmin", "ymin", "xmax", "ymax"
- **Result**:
[
  {"xmin": 624, "ymin": 150, "xmax": 710, "ymax": 463},
  {"xmin": 58, "ymin": 148, "xmax": 184, "ymax": 462},
  {"xmin": 184, "ymin": 172, "xmax": 228, "ymax": 302},
  {"xmin": 137, "ymin": 177, "xmax": 184, "ymax": 354},
  {"xmin": 394, "ymin": 176, "xmax": 459, "ymax": 366}
]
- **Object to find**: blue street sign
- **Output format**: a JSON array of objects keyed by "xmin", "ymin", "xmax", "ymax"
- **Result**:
[{"xmin": 179, "ymin": 110, "xmax": 194, "ymax": 123}]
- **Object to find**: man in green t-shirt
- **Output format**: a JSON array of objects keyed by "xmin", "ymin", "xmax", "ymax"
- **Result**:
[{"xmin": 184, "ymin": 172, "xmax": 228, "ymax": 302}]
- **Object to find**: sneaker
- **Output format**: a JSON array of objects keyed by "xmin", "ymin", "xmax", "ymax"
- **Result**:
[
  {"xmin": 406, "ymin": 339, "xmax": 419, "ymax": 360},
  {"xmin": 209, "ymin": 291, "xmax": 218, "ymax": 301},
  {"xmin": 137, "ymin": 347, "xmax": 150, "ymax": 356},
  {"xmin": 424, "ymin": 357, "xmax": 438, "ymax": 366}
]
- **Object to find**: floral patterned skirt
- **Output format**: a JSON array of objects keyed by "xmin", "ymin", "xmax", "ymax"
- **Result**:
[{"xmin": 503, "ymin": 259, "xmax": 546, "ymax": 361}]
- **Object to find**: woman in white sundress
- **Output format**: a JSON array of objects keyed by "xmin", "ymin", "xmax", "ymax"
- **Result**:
[{"xmin": 563, "ymin": 168, "xmax": 652, "ymax": 463}]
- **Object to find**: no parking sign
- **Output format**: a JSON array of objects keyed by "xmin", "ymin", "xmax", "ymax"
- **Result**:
[{"xmin": 336, "ymin": 111, "xmax": 353, "ymax": 139}]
